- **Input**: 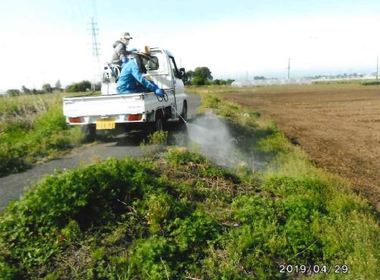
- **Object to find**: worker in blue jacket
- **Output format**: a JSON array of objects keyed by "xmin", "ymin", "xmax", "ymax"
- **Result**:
[{"xmin": 117, "ymin": 53, "xmax": 164, "ymax": 96}]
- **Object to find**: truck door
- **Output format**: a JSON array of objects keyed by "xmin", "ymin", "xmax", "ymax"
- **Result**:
[{"xmin": 168, "ymin": 56, "xmax": 185, "ymax": 96}]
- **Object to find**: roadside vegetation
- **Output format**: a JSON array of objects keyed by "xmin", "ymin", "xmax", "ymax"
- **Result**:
[
  {"xmin": 0, "ymin": 86, "xmax": 379, "ymax": 279},
  {"xmin": 184, "ymin": 67, "xmax": 234, "ymax": 86},
  {"xmin": 309, "ymin": 79, "xmax": 380, "ymax": 86},
  {"xmin": 361, "ymin": 80, "xmax": 380, "ymax": 86},
  {"xmin": 0, "ymin": 93, "xmax": 83, "ymax": 176}
]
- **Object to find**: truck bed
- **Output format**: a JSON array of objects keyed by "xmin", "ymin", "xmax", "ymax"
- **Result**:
[{"xmin": 63, "ymin": 92, "xmax": 171, "ymax": 118}]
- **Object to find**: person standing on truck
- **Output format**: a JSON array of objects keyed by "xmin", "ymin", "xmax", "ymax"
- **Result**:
[
  {"xmin": 111, "ymin": 32, "xmax": 135, "ymax": 66},
  {"xmin": 117, "ymin": 49, "xmax": 164, "ymax": 96}
]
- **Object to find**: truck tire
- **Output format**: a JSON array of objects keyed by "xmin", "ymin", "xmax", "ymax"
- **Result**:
[
  {"xmin": 180, "ymin": 101, "xmax": 187, "ymax": 124},
  {"xmin": 154, "ymin": 114, "xmax": 164, "ymax": 132},
  {"xmin": 81, "ymin": 124, "xmax": 96, "ymax": 142}
]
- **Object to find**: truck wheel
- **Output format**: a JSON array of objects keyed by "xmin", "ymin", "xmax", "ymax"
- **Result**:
[
  {"xmin": 81, "ymin": 124, "xmax": 96, "ymax": 142},
  {"xmin": 154, "ymin": 115, "xmax": 164, "ymax": 132},
  {"xmin": 180, "ymin": 101, "xmax": 187, "ymax": 123}
]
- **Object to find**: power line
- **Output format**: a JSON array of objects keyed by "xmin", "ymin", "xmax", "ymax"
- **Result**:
[
  {"xmin": 89, "ymin": 17, "xmax": 101, "ymax": 60},
  {"xmin": 89, "ymin": 17, "xmax": 101, "ymax": 91}
]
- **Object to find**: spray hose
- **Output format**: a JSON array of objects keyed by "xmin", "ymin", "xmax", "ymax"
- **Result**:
[{"xmin": 156, "ymin": 91, "xmax": 169, "ymax": 102}]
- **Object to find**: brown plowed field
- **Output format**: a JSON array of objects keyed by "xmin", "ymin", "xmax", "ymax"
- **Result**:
[{"xmin": 225, "ymin": 84, "xmax": 380, "ymax": 211}]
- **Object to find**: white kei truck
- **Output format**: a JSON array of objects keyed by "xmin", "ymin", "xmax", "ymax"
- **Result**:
[{"xmin": 63, "ymin": 47, "xmax": 188, "ymax": 139}]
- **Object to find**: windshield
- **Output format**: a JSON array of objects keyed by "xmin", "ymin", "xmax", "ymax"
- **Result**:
[{"xmin": 142, "ymin": 56, "xmax": 159, "ymax": 71}]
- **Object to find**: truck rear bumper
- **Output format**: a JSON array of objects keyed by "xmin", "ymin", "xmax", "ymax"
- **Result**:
[
  {"xmin": 78, "ymin": 122, "xmax": 152, "ymax": 134},
  {"xmin": 66, "ymin": 113, "xmax": 150, "ymax": 126}
]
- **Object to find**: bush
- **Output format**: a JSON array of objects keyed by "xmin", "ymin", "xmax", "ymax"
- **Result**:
[
  {"xmin": 65, "ymin": 81, "xmax": 92, "ymax": 92},
  {"xmin": 42, "ymin": 83, "xmax": 53, "ymax": 93},
  {"xmin": 0, "ymin": 158, "xmax": 154, "ymax": 269},
  {"xmin": 213, "ymin": 79, "xmax": 235, "ymax": 85},
  {"xmin": 5, "ymin": 89, "xmax": 21, "ymax": 96}
]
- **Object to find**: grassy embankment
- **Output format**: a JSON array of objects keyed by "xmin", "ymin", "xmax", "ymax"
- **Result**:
[
  {"xmin": 0, "ymin": 93, "xmax": 84, "ymax": 177},
  {"xmin": 0, "ymin": 86, "xmax": 379, "ymax": 279}
]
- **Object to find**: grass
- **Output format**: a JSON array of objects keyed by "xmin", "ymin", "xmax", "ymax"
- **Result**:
[
  {"xmin": 0, "ymin": 86, "xmax": 379, "ymax": 279},
  {"xmin": 362, "ymin": 80, "xmax": 380, "ymax": 86},
  {"xmin": 139, "ymin": 130, "xmax": 169, "ymax": 156},
  {"xmin": 0, "ymin": 93, "xmax": 85, "ymax": 176},
  {"xmin": 0, "ymin": 148, "xmax": 379, "ymax": 279}
]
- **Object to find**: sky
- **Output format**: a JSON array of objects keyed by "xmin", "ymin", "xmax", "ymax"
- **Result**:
[{"xmin": 0, "ymin": 0, "xmax": 380, "ymax": 90}]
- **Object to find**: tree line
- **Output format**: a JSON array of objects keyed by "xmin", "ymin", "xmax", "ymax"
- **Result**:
[
  {"xmin": 183, "ymin": 67, "xmax": 234, "ymax": 86},
  {"xmin": 6, "ymin": 80, "xmax": 63, "ymax": 96},
  {"xmin": 4, "ymin": 80, "xmax": 98, "ymax": 96}
]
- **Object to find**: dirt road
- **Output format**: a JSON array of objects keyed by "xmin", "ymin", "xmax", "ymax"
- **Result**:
[
  {"xmin": 225, "ymin": 84, "xmax": 380, "ymax": 210},
  {"xmin": 0, "ymin": 93, "xmax": 200, "ymax": 211}
]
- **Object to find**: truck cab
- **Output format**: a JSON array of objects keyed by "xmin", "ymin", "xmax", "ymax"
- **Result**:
[{"xmin": 63, "ymin": 48, "xmax": 188, "ymax": 137}]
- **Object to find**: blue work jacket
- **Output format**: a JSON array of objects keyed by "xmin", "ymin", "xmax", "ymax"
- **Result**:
[{"xmin": 117, "ymin": 59, "xmax": 158, "ymax": 94}]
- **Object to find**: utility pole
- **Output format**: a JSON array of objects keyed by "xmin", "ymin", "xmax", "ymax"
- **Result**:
[
  {"xmin": 89, "ymin": 17, "xmax": 101, "ymax": 91},
  {"xmin": 377, "ymin": 56, "xmax": 379, "ymax": 81},
  {"xmin": 287, "ymin": 57, "xmax": 291, "ymax": 80}
]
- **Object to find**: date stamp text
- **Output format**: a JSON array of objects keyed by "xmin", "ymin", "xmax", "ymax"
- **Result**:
[{"xmin": 279, "ymin": 264, "xmax": 349, "ymax": 275}]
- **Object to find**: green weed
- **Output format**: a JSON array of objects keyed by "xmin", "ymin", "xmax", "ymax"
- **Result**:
[
  {"xmin": 0, "ymin": 150, "xmax": 379, "ymax": 279},
  {"xmin": 140, "ymin": 130, "xmax": 168, "ymax": 156},
  {"xmin": 0, "ymin": 93, "xmax": 84, "ymax": 176}
]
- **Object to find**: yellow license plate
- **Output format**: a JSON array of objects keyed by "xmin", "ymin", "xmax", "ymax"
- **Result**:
[{"xmin": 96, "ymin": 118, "xmax": 116, "ymax": 130}]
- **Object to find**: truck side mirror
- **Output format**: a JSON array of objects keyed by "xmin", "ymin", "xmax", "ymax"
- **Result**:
[{"xmin": 179, "ymin": 68, "xmax": 186, "ymax": 79}]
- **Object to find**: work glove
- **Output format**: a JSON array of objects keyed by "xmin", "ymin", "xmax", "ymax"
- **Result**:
[{"xmin": 155, "ymin": 88, "xmax": 165, "ymax": 97}]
